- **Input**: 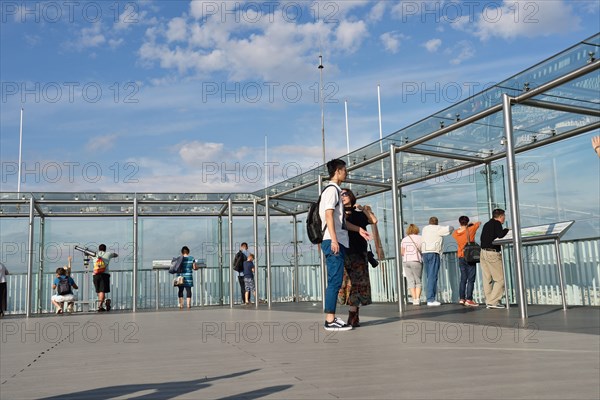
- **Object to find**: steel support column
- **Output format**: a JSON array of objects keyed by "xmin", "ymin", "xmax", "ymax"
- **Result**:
[
  {"xmin": 132, "ymin": 196, "xmax": 138, "ymax": 312},
  {"xmin": 390, "ymin": 145, "xmax": 404, "ymax": 315},
  {"xmin": 292, "ymin": 214, "xmax": 299, "ymax": 302},
  {"xmin": 265, "ymin": 195, "xmax": 272, "ymax": 308},
  {"xmin": 228, "ymin": 198, "xmax": 234, "ymax": 308},
  {"xmin": 37, "ymin": 216, "xmax": 45, "ymax": 313},
  {"xmin": 218, "ymin": 216, "xmax": 223, "ymax": 305},
  {"xmin": 502, "ymin": 94, "xmax": 527, "ymax": 319},
  {"xmin": 253, "ymin": 198, "xmax": 259, "ymax": 309},
  {"xmin": 26, "ymin": 196, "xmax": 34, "ymax": 317},
  {"xmin": 317, "ymin": 178, "xmax": 325, "ymax": 312}
]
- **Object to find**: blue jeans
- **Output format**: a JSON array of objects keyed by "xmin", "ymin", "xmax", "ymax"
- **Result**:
[
  {"xmin": 423, "ymin": 253, "xmax": 440, "ymax": 302},
  {"xmin": 321, "ymin": 240, "xmax": 347, "ymax": 314},
  {"xmin": 458, "ymin": 257, "xmax": 477, "ymax": 300}
]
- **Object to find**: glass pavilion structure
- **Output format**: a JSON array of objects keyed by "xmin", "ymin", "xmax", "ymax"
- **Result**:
[{"xmin": 1, "ymin": 34, "xmax": 599, "ymax": 319}]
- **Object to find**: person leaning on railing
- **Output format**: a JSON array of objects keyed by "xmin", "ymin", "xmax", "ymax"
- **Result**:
[
  {"xmin": 452, "ymin": 217, "xmax": 481, "ymax": 307},
  {"xmin": 0, "ymin": 261, "xmax": 8, "ymax": 317},
  {"xmin": 401, "ymin": 224, "xmax": 423, "ymax": 306},
  {"xmin": 479, "ymin": 209, "xmax": 510, "ymax": 309}
]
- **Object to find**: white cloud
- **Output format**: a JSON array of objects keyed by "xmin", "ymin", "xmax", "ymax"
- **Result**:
[
  {"xmin": 113, "ymin": 7, "xmax": 148, "ymax": 31},
  {"xmin": 179, "ymin": 141, "xmax": 225, "ymax": 165},
  {"xmin": 334, "ymin": 20, "xmax": 368, "ymax": 53},
  {"xmin": 166, "ymin": 17, "xmax": 188, "ymax": 42},
  {"xmin": 108, "ymin": 38, "xmax": 124, "ymax": 49},
  {"xmin": 77, "ymin": 23, "xmax": 106, "ymax": 49},
  {"xmin": 380, "ymin": 32, "xmax": 408, "ymax": 54},
  {"xmin": 190, "ymin": 0, "xmax": 220, "ymax": 20},
  {"xmin": 445, "ymin": 40, "xmax": 475, "ymax": 65},
  {"xmin": 424, "ymin": 38, "xmax": 442, "ymax": 52},
  {"xmin": 470, "ymin": 0, "xmax": 581, "ymax": 40},
  {"xmin": 85, "ymin": 134, "xmax": 118, "ymax": 152},
  {"xmin": 139, "ymin": 7, "xmax": 361, "ymax": 81},
  {"xmin": 368, "ymin": 1, "xmax": 387, "ymax": 22}
]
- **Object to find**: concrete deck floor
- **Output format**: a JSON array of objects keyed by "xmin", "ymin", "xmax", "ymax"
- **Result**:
[{"xmin": 1, "ymin": 303, "xmax": 599, "ymax": 400}]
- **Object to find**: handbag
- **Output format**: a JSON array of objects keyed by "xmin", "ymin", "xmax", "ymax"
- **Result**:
[
  {"xmin": 463, "ymin": 224, "xmax": 481, "ymax": 264},
  {"xmin": 173, "ymin": 276, "xmax": 184, "ymax": 287},
  {"xmin": 169, "ymin": 256, "xmax": 184, "ymax": 274},
  {"xmin": 367, "ymin": 244, "xmax": 379, "ymax": 268}
]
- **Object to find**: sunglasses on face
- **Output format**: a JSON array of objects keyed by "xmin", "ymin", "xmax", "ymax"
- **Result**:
[{"xmin": 341, "ymin": 192, "xmax": 349, "ymax": 197}]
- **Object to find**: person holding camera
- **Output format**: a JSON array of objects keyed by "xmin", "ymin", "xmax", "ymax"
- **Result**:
[
  {"xmin": 337, "ymin": 188, "xmax": 378, "ymax": 328},
  {"xmin": 92, "ymin": 244, "xmax": 118, "ymax": 312}
]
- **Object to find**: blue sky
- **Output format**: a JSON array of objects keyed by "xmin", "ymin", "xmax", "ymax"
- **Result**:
[{"xmin": 1, "ymin": 0, "xmax": 599, "ymax": 193}]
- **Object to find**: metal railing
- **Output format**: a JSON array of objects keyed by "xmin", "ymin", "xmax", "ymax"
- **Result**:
[{"xmin": 3, "ymin": 237, "xmax": 599, "ymax": 315}]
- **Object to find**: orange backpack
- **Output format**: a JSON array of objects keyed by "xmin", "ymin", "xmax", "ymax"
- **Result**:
[{"xmin": 94, "ymin": 257, "xmax": 106, "ymax": 275}]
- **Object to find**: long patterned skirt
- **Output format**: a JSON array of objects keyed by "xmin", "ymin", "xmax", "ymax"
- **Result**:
[{"xmin": 338, "ymin": 252, "xmax": 372, "ymax": 307}]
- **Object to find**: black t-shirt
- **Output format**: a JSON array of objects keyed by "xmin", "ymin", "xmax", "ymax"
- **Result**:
[
  {"xmin": 345, "ymin": 208, "xmax": 369, "ymax": 254},
  {"xmin": 480, "ymin": 218, "xmax": 509, "ymax": 251}
]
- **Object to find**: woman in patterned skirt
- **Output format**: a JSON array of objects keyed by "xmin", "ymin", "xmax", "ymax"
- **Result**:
[{"xmin": 337, "ymin": 188, "xmax": 378, "ymax": 327}]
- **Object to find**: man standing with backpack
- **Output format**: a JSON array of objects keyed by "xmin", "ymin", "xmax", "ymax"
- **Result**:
[
  {"xmin": 233, "ymin": 243, "xmax": 249, "ymax": 304},
  {"xmin": 93, "ymin": 244, "xmax": 118, "ymax": 312},
  {"xmin": 320, "ymin": 159, "xmax": 372, "ymax": 331}
]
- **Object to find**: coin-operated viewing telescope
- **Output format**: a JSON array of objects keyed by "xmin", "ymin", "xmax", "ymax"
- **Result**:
[{"xmin": 74, "ymin": 245, "xmax": 97, "ymax": 268}]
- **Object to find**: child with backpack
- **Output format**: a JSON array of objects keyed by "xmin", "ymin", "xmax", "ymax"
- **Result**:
[{"xmin": 51, "ymin": 257, "xmax": 78, "ymax": 314}]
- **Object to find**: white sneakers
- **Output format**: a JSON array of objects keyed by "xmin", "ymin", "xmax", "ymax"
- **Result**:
[
  {"xmin": 427, "ymin": 301, "xmax": 441, "ymax": 306},
  {"xmin": 324, "ymin": 317, "xmax": 352, "ymax": 331}
]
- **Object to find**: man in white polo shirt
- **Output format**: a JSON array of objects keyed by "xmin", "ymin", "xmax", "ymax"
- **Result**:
[{"xmin": 319, "ymin": 159, "xmax": 372, "ymax": 331}]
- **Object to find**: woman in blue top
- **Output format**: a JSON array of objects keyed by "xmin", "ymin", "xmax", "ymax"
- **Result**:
[{"xmin": 177, "ymin": 246, "xmax": 197, "ymax": 309}]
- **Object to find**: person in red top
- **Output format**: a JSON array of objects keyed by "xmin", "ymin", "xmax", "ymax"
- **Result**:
[{"xmin": 452, "ymin": 216, "xmax": 481, "ymax": 307}]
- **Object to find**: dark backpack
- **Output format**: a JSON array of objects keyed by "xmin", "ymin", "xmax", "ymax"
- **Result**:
[
  {"xmin": 233, "ymin": 250, "xmax": 246, "ymax": 272},
  {"xmin": 306, "ymin": 185, "xmax": 339, "ymax": 245},
  {"xmin": 57, "ymin": 277, "xmax": 72, "ymax": 295},
  {"xmin": 169, "ymin": 256, "xmax": 184, "ymax": 274}
]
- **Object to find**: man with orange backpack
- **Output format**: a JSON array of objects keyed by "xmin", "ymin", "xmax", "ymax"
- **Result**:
[{"xmin": 92, "ymin": 244, "xmax": 118, "ymax": 312}]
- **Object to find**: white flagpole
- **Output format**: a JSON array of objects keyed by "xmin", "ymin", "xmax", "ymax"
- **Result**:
[
  {"xmin": 377, "ymin": 84, "xmax": 383, "ymax": 146},
  {"xmin": 378, "ymin": 84, "xmax": 386, "ymax": 183},
  {"xmin": 345, "ymin": 100, "xmax": 350, "ymax": 155},
  {"xmin": 319, "ymin": 55, "xmax": 325, "ymax": 165},
  {"xmin": 264, "ymin": 135, "xmax": 268, "ymax": 191},
  {"xmin": 18, "ymin": 108, "xmax": 23, "ymax": 193}
]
